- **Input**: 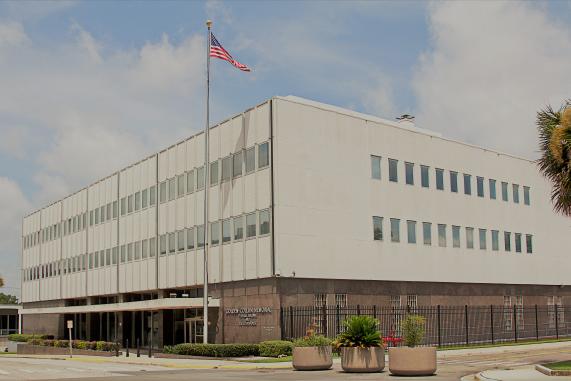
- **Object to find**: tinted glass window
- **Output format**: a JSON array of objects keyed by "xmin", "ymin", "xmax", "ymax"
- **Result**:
[
  {"xmin": 245, "ymin": 147, "xmax": 255, "ymax": 173},
  {"xmin": 492, "ymin": 230, "xmax": 499, "ymax": 251},
  {"xmin": 479, "ymin": 229, "xmax": 487, "ymax": 250},
  {"xmin": 373, "ymin": 216, "xmax": 383, "ymax": 240},
  {"xmin": 371, "ymin": 155, "xmax": 381, "ymax": 179},
  {"xmin": 466, "ymin": 227, "xmax": 474, "ymax": 249},
  {"xmin": 222, "ymin": 156, "xmax": 232, "ymax": 181},
  {"xmin": 502, "ymin": 182, "xmax": 509, "ymax": 201},
  {"xmin": 421, "ymin": 165, "xmax": 429, "ymax": 188},
  {"xmin": 258, "ymin": 142, "xmax": 269, "ymax": 168},
  {"xmin": 423, "ymin": 222, "xmax": 431, "ymax": 245},
  {"xmin": 187, "ymin": 170, "xmax": 195, "ymax": 193},
  {"xmin": 233, "ymin": 151, "xmax": 243, "ymax": 177},
  {"xmin": 405, "ymin": 162, "xmax": 414, "ymax": 185},
  {"xmin": 523, "ymin": 186, "xmax": 530, "ymax": 205},
  {"xmin": 390, "ymin": 218, "xmax": 400, "ymax": 242},
  {"xmin": 222, "ymin": 219, "xmax": 231, "ymax": 243},
  {"xmin": 211, "ymin": 222, "xmax": 220, "ymax": 245},
  {"xmin": 259, "ymin": 209, "xmax": 270, "ymax": 235},
  {"xmin": 452, "ymin": 225, "xmax": 460, "ymax": 248},
  {"xmin": 234, "ymin": 216, "xmax": 244, "ymax": 240},
  {"xmin": 450, "ymin": 171, "xmax": 458, "ymax": 193},
  {"xmin": 407, "ymin": 220, "xmax": 416, "ymax": 244},
  {"xmin": 513, "ymin": 184, "xmax": 520, "ymax": 204},
  {"xmin": 463, "ymin": 174, "xmax": 471, "ymax": 195},
  {"xmin": 389, "ymin": 159, "xmax": 398, "ymax": 182},
  {"xmin": 246, "ymin": 213, "xmax": 257, "ymax": 238},
  {"xmin": 477, "ymin": 176, "xmax": 484, "ymax": 197},
  {"xmin": 210, "ymin": 161, "xmax": 219, "ymax": 185},
  {"xmin": 489, "ymin": 179, "xmax": 497, "ymax": 199},
  {"xmin": 438, "ymin": 224, "xmax": 447, "ymax": 247}
]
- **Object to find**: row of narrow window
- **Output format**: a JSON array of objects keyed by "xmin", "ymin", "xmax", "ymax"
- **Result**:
[
  {"xmin": 371, "ymin": 156, "xmax": 531, "ymax": 205},
  {"xmin": 372, "ymin": 216, "xmax": 533, "ymax": 253},
  {"xmin": 23, "ymin": 142, "xmax": 270, "ymax": 249},
  {"xmin": 23, "ymin": 209, "xmax": 271, "ymax": 281}
]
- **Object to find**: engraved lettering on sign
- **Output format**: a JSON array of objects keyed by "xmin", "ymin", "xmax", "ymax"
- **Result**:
[{"xmin": 225, "ymin": 306, "xmax": 272, "ymax": 326}]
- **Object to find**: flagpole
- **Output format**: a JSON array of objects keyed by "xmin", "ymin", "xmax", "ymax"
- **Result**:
[{"xmin": 203, "ymin": 19, "xmax": 212, "ymax": 344}]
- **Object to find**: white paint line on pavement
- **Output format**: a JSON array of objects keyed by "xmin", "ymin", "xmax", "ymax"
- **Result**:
[
  {"xmin": 0, "ymin": 370, "xmax": 9, "ymax": 375},
  {"xmin": 19, "ymin": 369, "xmax": 34, "ymax": 373},
  {"xmin": 66, "ymin": 368, "xmax": 86, "ymax": 372}
]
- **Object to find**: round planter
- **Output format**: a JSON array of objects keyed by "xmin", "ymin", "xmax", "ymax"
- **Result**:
[
  {"xmin": 388, "ymin": 346, "xmax": 437, "ymax": 376},
  {"xmin": 340, "ymin": 346, "xmax": 385, "ymax": 373},
  {"xmin": 292, "ymin": 346, "xmax": 332, "ymax": 371}
]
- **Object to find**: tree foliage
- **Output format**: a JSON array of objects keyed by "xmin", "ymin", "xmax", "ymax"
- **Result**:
[
  {"xmin": 0, "ymin": 293, "xmax": 18, "ymax": 304},
  {"xmin": 334, "ymin": 315, "xmax": 382, "ymax": 348},
  {"xmin": 537, "ymin": 100, "xmax": 571, "ymax": 216}
]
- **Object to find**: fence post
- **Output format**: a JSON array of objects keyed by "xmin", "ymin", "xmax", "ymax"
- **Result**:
[
  {"xmin": 535, "ymin": 305, "xmax": 539, "ymax": 341},
  {"xmin": 464, "ymin": 305, "xmax": 469, "ymax": 346},
  {"xmin": 555, "ymin": 304, "xmax": 559, "ymax": 340},
  {"xmin": 336, "ymin": 304, "xmax": 340, "ymax": 336},
  {"xmin": 289, "ymin": 306, "xmax": 294, "ymax": 340},
  {"xmin": 373, "ymin": 305, "xmax": 377, "ymax": 321},
  {"xmin": 279, "ymin": 307, "xmax": 284, "ymax": 340},
  {"xmin": 437, "ymin": 305, "xmax": 441, "ymax": 347},
  {"xmin": 490, "ymin": 305, "xmax": 494, "ymax": 345},
  {"xmin": 357, "ymin": 305, "xmax": 361, "ymax": 316},
  {"xmin": 322, "ymin": 304, "xmax": 327, "ymax": 337},
  {"xmin": 513, "ymin": 304, "xmax": 517, "ymax": 343}
]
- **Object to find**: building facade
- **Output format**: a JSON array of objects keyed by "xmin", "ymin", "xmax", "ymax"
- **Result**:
[{"xmin": 20, "ymin": 96, "xmax": 571, "ymax": 345}]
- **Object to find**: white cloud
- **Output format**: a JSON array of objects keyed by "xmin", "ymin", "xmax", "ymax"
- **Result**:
[
  {"xmin": 414, "ymin": 1, "xmax": 571, "ymax": 159},
  {"xmin": 0, "ymin": 21, "xmax": 28, "ymax": 48}
]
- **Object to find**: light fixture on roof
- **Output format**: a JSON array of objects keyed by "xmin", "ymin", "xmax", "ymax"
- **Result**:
[{"xmin": 396, "ymin": 114, "xmax": 415, "ymax": 128}]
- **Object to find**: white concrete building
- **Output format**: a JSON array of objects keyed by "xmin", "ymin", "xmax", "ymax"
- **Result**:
[{"xmin": 20, "ymin": 96, "xmax": 571, "ymax": 345}]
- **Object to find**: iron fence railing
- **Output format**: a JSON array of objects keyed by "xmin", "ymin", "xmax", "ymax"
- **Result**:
[{"xmin": 280, "ymin": 305, "xmax": 569, "ymax": 347}]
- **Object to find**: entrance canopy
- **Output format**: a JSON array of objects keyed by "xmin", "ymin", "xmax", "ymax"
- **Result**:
[{"xmin": 20, "ymin": 297, "xmax": 219, "ymax": 315}]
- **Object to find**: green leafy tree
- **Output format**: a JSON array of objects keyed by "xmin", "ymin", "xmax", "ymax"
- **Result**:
[
  {"xmin": 0, "ymin": 277, "xmax": 4, "ymax": 288},
  {"xmin": 402, "ymin": 315, "xmax": 426, "ymax": 347},
  {"xmin": 334, "ymin": 316, "xmax": 382, "ymax": 348},
  {"xmin": 0, "ymin": 293, "xmax": 18, "ymax": 304},
  {"xmin": 537, "ymin": 101, "xmax": 571, "ymax": 216}
]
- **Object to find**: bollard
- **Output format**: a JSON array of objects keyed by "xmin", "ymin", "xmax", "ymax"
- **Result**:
[
  {"xmin": 137, "ymin": 338, "xmax": 140, "ymax": 357},
  {"xmin": 115, "ymin": 341, "xmax": 119, "ymax": 357},
  {"xmin": 148, "ymin": 342, "xmax": 152, "ymax": 358},
  {"xmin": 126, "ymin": 339, "xmax": 129, "ymax": 357}
]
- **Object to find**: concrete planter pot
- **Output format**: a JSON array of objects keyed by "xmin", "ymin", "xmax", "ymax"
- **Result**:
[
  {"xmin": 340, "ymin": 346, "xmax": 385, "ymax": 373},
  {"xmin": 388, "ymin": 346, "xmax": 437, "ymax": 376},
  {"xmin": 292, "ymin": 346, "xmax": 333, "ymax": 371}
]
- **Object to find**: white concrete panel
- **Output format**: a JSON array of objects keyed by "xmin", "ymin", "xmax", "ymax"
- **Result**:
[
  {"xmin": 209, "ymin": 246, "xmax": 220, "ymax": 284},
  {"xmin": 222, "ymin": 245, "xmax": 232, "ymax": 282},
  {"xmin": 258, "ymin": 236, "xmax": 271, "ymax": 278},
  {"xmin": 159, "ymin": 257, "xmax": 167, "ymax": 289},
  {"xmin": 245, "ymin": 239, "xmax": 257, "ymax": 279},
  {"xmin": 176, "ymin": 252, "xmax": 185, "ymax": 287},
  {"xmin": 186, "ymin": 251, "xmax": 196, "ymax": 286}
]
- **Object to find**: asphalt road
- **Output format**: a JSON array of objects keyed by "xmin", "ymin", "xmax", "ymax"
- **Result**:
[{"xmin": 1, "ymin": 342, "xmax": 570, "ymax": 381}]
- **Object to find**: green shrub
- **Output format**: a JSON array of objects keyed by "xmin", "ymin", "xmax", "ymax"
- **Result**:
[
  {"xmin": 402, "ymin": 315, "xmax": 426, "ymax": 347},
  {"xmin": 55, "ymin": 340, "xmax": 69, "ymax": 348},
  {"xmin": 334, "ymin": 316, "xmax": 382, "ymax": 348},
  {"xmin": 293, "ymin": 335, "xmax": 332, "ymax": 348},
  {"xmin": 28, "ymin": 338, "xmax": 43, "ymax": 346},
  {"xmin": 164, "ymin": 343, "xmax": 260, "ymax": 357},
  {"xmin": 8, "ymin": 334, "xmax": 49, "ymax": 342},
  {"xmin": 95, "ymin": 341, "xmax": 107, "ymax": 351},
  {"xmin": 74, "ymin": 341, "xmax": 88, "ymax": 350},
  {"xmin": 259, "ymin": 340, "xmax": 293, "ymax": 357},
  {"xmin": 42, "ymin": 339, "xmax": 55, "ymax": 347},
  {"xmin": 88, "ymin": 341, "xmax": 97, "ymax": 350}
]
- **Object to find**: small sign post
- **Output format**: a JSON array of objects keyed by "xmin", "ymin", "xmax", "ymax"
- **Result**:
[{"xmin": 67, "ymin": 320, "xmax": 73, "ymax": 358}]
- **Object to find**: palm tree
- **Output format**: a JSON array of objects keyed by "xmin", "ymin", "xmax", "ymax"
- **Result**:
[
  {"xmin": 0, "ymin": 277, "xmax": 3, "ymax": 288},
  {"xmin": 537, "ymin": 100, "xmax": 571, "ymax": 216}
]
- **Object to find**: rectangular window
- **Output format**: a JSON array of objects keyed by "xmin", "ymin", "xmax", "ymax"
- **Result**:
[
  {"xmin": 388, "ymin": 159, "xmax": 398, "ymax": 182},
  {"xmin": 233, "ymin": 151, "xmax": 243, "ymax": 177},
  {"xmin": 513, "ymin": 184, "xmax": 520, "ymax": 204},
  {"xmin": 160, "ymin": 181, "xmax": 167, "ymax": 203},
  {"xmin": 258, "ymin": 142, "xmax": 269, "ymax": 168},
  {"xmin": 504, "ymin": 232, "xmax": 511, "ymax": 251},
  {"xmin": 187, "ymin": 228, "xmax": 195, "ymax": 249},
  {"xmin": 197, "ymin": 225, "xmax": 205, "ymax": 248},
  {"xmin": 94, "ymin": 252, "xmax": 99, "ymax": 268},
  {"xmin": 210, "ymin": 161, "xmax": 219, "ymax": 185},
  {"xmin": 94, "ymin": 208, "xmax": 100, "ymax": 224},
  {"xmin": 222, "ymin": 156, "xmax": 231, "ymax": 181},
  {"xmin": 390, "ymin": 218, "xmax": 400, "ymax": 242},
  {"xmin": 259, "ymin": 209, "xmax": 270, "ymax": 235},
  {"xmin": 113, "ymin": 200, "xmax": 118, "ymax": 218},
  {"xmin": 515, "ymin": 233, "xmax": 522, "ymax": 253},
  {"xmin": 160, "ymin": 235, "xmax": 167, "ymax": 255},
  {"xmin": 423, "ymin": 222, "xmax": 432, "ymax": 245},
  {"xmin": 479, "ymin": 229, "xmax": 487, "ymax": 250},
  {"xmin": 371, "ymin": 155, "xmax": 381, "ymax": 179},
  {"xmin": 452, "ymin": 225, "xmax": 461, "ymax": 248},
  {"xmin": 120, "ymin": 245, "xmax": 126, "ymax": 263},
  {"xmin": 89, "ymin": 253, "xmax": 93, "ymax": 269},
  {"xmin": 489, "ymin": 179, "xmax": 497, "ymax": 200},
  {"xmin": 142, "ymin": 239, "xmax": 148, "ymax": 259},
  {"xmin": 120, "ymin": 197, "xmax": 126, "ymax": 215},
  {"xmin": 211, "ymin": 222, "xmax": 220, "ymax": 245},
  {"xmin": 178, "ymin": 174, "xmax": 186, "ymax": 197},
  {"xmin": 169, "ymin": 232, "xmax": 176, "ymax": 253},
  {"xmin": 99, "ymin": 207, "xmax": 105, "ymax": 223},
  {"xmin": 436, "ymin": 168, "xmax": 444, "ymax": 190},
  {"xmin": 149, "ymin": 237, "xmax": 156, "ymax": 257},
  {"xmin": 492, "ymin": 230, "xmax": 499, "ymax": 251},
  {"xmin": 134, "ymin": 242, "xmax": 141, "ymax": 260},
  {"xmin": 373, "ymin": 216, "xmax": 383, "ymax": 241},
  {"xmin": 128, "ymin": 195, "xmax": 134, "ymax": 213},
  {"xmin": 463, "ymin": 174, "xmax": 472, "ymax": 195},
  {"xmin": 222, "ymin": 219, "xmax": 231, "ymax": 243},
  {"xmin": 477, "ymin": 176, "xmax": 484, "ymax": 197},
  {"xmin": 421, "ymin": 165, "xmax": 429, "ymax": 188},
  {"xmin": 523, "ymin": 186, "xmax": 530, "ymax": 205},
  {"xmin": 149, "ymin": 185, "xmax": 156, "ymax": 205},
  {"xmin": 245, "ymin": 147, "xmax": 255, "ymax": 173},
  {"xmin": 502, "ymin": 182, "xmax": 509, "ymax": 202},
  {"xmin": 141, "ymin": 189, "xmax": 148, "ymax": 209},
  {"xmin": 405, "ymin": 162, "xmax": 414, "ymax": 185},
  {"xmin": 127, "ymin": 244, "xmax": 133, "ymax": 261},
  {"xmin": 450, "ymin": 171, "xmax": 458, "ymax": 193},
  {"xmin": 246, "ymin": 213, "xmax": 257, "ymax": 238},
  {"xmin": 234, "ymin": 216, "xmax": 244, "ymax": 240},
  {"xmin": 105, "ymin": 249, "xmax": 110, "ymax": 265},
  {"xmin": 196, "ymin": 166, "xmax": 205, "ymax": 189},
  {"xmin": 187, "ymin": 170, "xmax": 195, "ymax": 193},
  {"xmin": 106, "ymin": 203, "xmax": 111, "ymax": 221},
  {"xmin": 169, "ymin": 178, "xmax": 176, "ymax": 200},
  {"xmin": 134, "ymin": 191, "xmax": 141, "ymax": 211},
  {"xmin": 526, "ymin": 234, "xmax": 533, "ymax": 253},
  {"xmin": 178, "ymin": 230, "xmax": 185, "ymax": 251},
  {"xmin": 438, "ymin": 224, "xmax": 447, "ymax": 247},
  {"xmin": 466, "ymin": 227, "xmax": 474, "ymax": 249},
  {"xmin": 407, "ymin": 220, "xmax": 416, "ymax": 244}
]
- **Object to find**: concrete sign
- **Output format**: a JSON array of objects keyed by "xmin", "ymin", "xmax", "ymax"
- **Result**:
[{"xmin": 225, "ymin": 307, "xmax": 272, "ymax": 326}]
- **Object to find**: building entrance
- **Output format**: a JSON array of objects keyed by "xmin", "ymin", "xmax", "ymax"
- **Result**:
[{"xmin": 183, "ymin": 317, "xmax": 204, "ymax": 343}]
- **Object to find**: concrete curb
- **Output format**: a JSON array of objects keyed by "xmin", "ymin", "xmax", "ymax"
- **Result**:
[{"xmin": 536, "ymin": 364, "xmax": 571, "ymax": 377}]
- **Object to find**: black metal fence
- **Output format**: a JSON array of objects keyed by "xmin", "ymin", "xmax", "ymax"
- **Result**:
[{"xmin": 280, "ymin": 305, "xmax": 570, "ymax": 347}]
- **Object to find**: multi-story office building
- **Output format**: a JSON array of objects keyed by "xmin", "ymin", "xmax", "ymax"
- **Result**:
[{"xmin": 20, "ymin": 96, "xmax": 571, "ymax": 345}]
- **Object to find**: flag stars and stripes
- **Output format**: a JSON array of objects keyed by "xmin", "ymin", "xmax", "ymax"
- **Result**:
[{"xmin": 209, "ymin": 33, "xmax": 251, "ymax": 72}]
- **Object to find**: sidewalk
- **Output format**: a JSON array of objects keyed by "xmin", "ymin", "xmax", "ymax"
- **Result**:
[{"xmin": 463, "ymin": 366, "xmax": 571, "ymax": 381}]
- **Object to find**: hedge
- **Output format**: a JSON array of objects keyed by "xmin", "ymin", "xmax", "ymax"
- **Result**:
[
  {"xmin": 15, "ymin": 336, "xmax": 118, "ymax": 352},
  {"xmin": 8, "ymin": 334, "xmax": 51, "ymax": 342},
  {"xmin": 163, "ymin": 343, "xmax": 260, "ymax": 357},
  {"xmin": 259, "ymin": 340, "xmax": 293, "ymax": 357}
]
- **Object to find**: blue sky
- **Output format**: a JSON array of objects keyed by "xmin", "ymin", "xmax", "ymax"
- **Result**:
[{"xmin": 1, "ymin": 0, "xmax": 570, "ymax": 295}]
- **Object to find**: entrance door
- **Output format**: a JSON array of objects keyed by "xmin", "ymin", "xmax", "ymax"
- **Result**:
[{"xmin": 184, "ymin": 318, "xmax": 204, "ymax": 343}]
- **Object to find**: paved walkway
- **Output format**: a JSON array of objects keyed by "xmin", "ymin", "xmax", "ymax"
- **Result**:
[{"xmin": 462, "ymin": 366, "xmax": 571, "ymax": 381}]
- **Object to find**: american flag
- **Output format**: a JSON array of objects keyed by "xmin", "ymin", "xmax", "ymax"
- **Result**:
[{"xmin": 209, "ymin": 33, "xmax": 251, "ymax": 72}]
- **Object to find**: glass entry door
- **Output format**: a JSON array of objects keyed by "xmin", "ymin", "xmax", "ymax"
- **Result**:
[{"xmin": 184, "ymin": 317, "xmax": 204, "ymax": 343}]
